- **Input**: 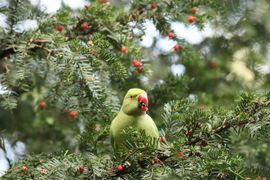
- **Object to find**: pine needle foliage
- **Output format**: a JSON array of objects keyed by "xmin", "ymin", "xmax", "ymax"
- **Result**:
[
  {"xmin": 1, "ymin": 0, "xmax": 270, "ymax": 179},
  {"xmin": 4, "ymin": 93, "xmax": 270, "ymax": 179}
]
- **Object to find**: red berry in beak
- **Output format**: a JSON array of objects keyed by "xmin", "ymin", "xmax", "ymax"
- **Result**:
[{"xmin": 138, "ymin": 94, "xmax": 148, "ymax": 112}]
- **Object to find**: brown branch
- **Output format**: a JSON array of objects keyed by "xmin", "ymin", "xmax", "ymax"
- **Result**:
[
  {"xmin": 186, "ymin": 100, "xmax": 270, "ymax": 146},
  {"xmin": 30, "ymin": 38, "xmax": 52, "ymax": 43}
]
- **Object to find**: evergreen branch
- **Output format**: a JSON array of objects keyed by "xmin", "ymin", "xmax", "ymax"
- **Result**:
[
  {"xmin": 187, "ymin": 119, "xmax": 257, "ymax": 146},
  {"xmin": 188, "ymin": 100, "xmax": 270, "ymax": 146},
  {"xmin": 8, "ymin": 0, "xmax": 19, "ymax": 34},
  {"xmin": 213, "ymin": 119, "xmax": 255, "ymax": 134}
]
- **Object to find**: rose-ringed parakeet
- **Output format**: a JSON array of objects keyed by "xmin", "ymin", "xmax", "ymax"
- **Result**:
[{"xmin": 110, "ymin": 88, "xmax": 159, "ymax": 150}]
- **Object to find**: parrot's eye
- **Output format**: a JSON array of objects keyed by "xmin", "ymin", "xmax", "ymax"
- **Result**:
[{"xmin": 130, "ymin": 95, "xmax": 133, "ymax": 98}]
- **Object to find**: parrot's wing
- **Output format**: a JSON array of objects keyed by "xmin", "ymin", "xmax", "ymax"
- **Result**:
[
  {"xmin": 110, "ymin": 115, "xmax": 122, "ymax": 150},
  {"xmin": 146, "ymin": 114, "xmax": 159, "ymax": 137},
  {"xmin": 136, "ymin": 114, "xmax": 159, "ymax": 138}
]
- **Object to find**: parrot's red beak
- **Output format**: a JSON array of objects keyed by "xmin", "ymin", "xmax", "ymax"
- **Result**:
[{"xmin": 138, "ymin": 94, "xmax": 148, "ymax": 112}]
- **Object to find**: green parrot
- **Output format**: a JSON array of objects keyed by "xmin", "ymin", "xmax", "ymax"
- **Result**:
[{"xmin": 110, "ymin": 88, "xmax": 159, "ymax": 150}]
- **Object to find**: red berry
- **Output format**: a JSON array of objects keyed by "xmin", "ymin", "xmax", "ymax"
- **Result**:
[
  {"xmin": 150, "ymin": 2, "xmax": 158, "ymax": 9},
  {"xmin": 117, "ymin": 165, "xmax": 123, "ymax": 172},
  {"xmin": 186, "ymin": 131, "xmax": 193, "ymax": 137},
  {"xmin": 57, "ymin": 25, "xmax": 64, "ymax": 32},
  {"xmin": 81, "ymin": 22, "xmax": 89, "ymax": 30},
  {"xmin": 257, "ymin": 176, "xmax": 262, "ymax": 180},
  {"xmin": 68, "ymin": 111, "xmax": 78, "ymax": 119},
  {"xmin": 168, "ymin": 32, "xmax": 175, "ymax": 38},
  {"xmin": 188, "ymin": 15, "xmax": 196, "ymax": 24},
  {"xmin": 131, "ymin": 60, "xmax": 142, "ymax": 67},
  {"xmin": 177, "ymin": 152, "xmax": 185, "ymax": 158},
  {"xmin": 21, "ymin": 165, "xmax": 27, "ymax": 172},
  {"xmin": 173, "ymin": 44, "xmax": 181, "ymax": 52},
  {"xmin": 38, "ymin": 101, "xmax": 47, "ymax": 109},
  {"xmin": 121, "ymin": 46, "xmax": 127, "ymax": 54},
  {"xmin": 97, "ymin": 0, "xmax": 108, "ymax": 3},
  {"xmin": 159, "ymin": 136, "xmax": 166, "ymax": 143},
  {"xmin": 245, "ymin": 177, "xmax": 251, "ymax": 180},
  {"xmin": 136, "ymin": 67, "xmax": 144, "ymax": 73},
  {"xmin": 79, "ymin": 167, "xmax": 85, "ymax": 173},
  {"xmin": 191, "ymin": 7, "xmax": 199, "ymax": 14}
]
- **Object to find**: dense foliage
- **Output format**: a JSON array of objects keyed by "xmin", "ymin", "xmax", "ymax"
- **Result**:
[{"xmin": 1, "ymin": 0, "xmax": 270, "ymax": 179}]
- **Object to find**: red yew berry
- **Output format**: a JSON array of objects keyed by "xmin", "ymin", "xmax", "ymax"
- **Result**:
[
  {"xmin": 257, "ymin": 176, "xmax": 262, "ymax": 180},
  {"xmin": 245, "ymin": 177, "xmax": 251, "ymax": 180},
  {"xmin": 150, "ymin": 2, "xmax": 158, "ymax": 9},
  {"xmin": 168, "ymin": 32, "xmax": 175, "ymax": 39},
  {"xmin": 136, "ymin": 67, "xmax": 144, "ymax": 73},
  {"xmin": 117, "ymin": 165, "xmax": 123, "ymax": 172},
  {"xmin": 68, "ymin": 111, "xmax": 78, "ymax": 119},
  {"xmin": 188, "ymin": 15, "xmax": 196, "ymax": 24},
  {"xmin": 131, "ymin": 60, "xmax": 142, "ymax": 67},
  {"xmin": 97, "ymin": 0, "xmax": 108, "ymax": 4},
  {"xmin": 81, "ymin": 22, "xmax": 89, "ymax": 30},
  {"xmin": 121, "ymin": 46, "xmax": 127, "ymax": 54},
  {"xmin": 38, "ymin": 101, "xmax": 47, "ymax": 109},
  {"xmin": 57, "ymin": 25, "xmax": 64, "ymax": 32},
  {"xmin": 186, "ymin": 131, "xmax": 193, "ymax": 137},
  {"xmin": 79, "ymin": 167, "xmax": 85, "ymax": 173},
  {"xmin": 177, "ymin": 152, "xmax": 185, "ymax": 158},
  {"xmin": 173, "ymin": 44, "xmax": 181, "ymax": 52},
  {"xmin": 21, "ymin": 165, "xmax": 27, "ymax": 172},
  {"xmin": 159, "ymin": 136, "xmax": 166, "ymax": 143}
]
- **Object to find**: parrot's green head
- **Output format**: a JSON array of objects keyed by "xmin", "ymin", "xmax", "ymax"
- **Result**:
[{"xmin": 121, "ymin": 88, "xmax": 149, "ymax": 115}]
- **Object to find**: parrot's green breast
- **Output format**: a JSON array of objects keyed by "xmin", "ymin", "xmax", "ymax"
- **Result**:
[
  {"xmin": 110, "ymin": 110, "xmax": 159, "ymax": 150},
  {"xmin": 110, "ymin": 88, "xmax": 159, "ymax": 150}
]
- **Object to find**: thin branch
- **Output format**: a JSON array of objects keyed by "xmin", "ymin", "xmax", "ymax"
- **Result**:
[
  {"xmin": 187, "ymin": 119, "xmax": 257, "ymax": 146},
  {"xmin": 187, "ymin": 100, "xmax": 270, "ymax": 146}
]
